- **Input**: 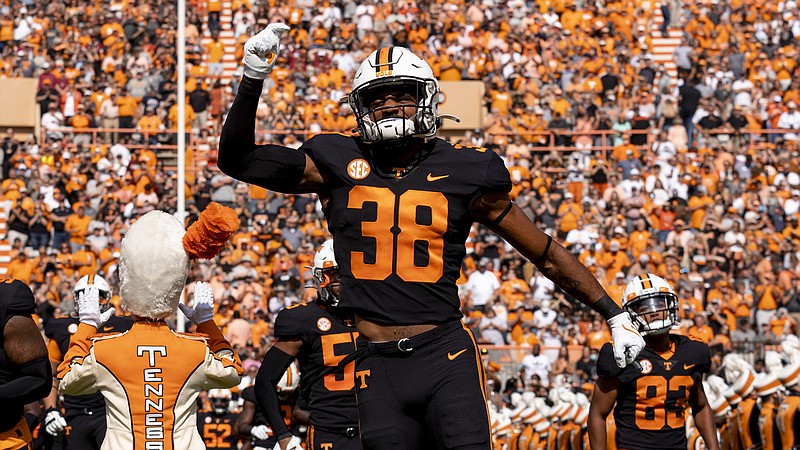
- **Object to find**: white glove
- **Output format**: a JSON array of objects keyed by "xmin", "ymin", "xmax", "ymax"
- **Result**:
[
  {"xmin": 242, "ymin": 23, "xmax": 290, "ymax": 80},
  {"xmin": 251, "ymin": 424, "xmax": 272, "ymax": 440},
  {"xmin": 45, "ymin": 409, "xmax": 67, "ymax": 436},
  {"xmin": 177, "ymin": 281, "xmax": 215, "ymax": 325},
  {"xmin": 273, "ymin": 435, "xmax": 302, "ymax": 450},
  {"xmin": 607, "ymin": 312, "xmax": 646, "ymax": 369},
  {"xmin": 76, "ymin": 286, "xmax": 115, "ymax": 328}
]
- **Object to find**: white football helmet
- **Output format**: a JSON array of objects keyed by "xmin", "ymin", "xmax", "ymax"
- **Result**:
[
  {"xmin": 311, "ymin": 239, "xmax": 339, "ymax": 307},
  {"xmin": 348, "ymin": 46, "xmax": 440, "ymax": 143},
  {"xmin": 208, "ymin": 388, "xmax": 232, "ymax": 415},
  {"xmin": 622, "ymin": 274, "xmax": 678, "ymax": 336},
  {"xmin": 277, "ymin": 361, "xmax": 300, "ymax": 399},
  {"xmin": 74, "ymin": 274, "xmax": 113, "ymax": 313}
]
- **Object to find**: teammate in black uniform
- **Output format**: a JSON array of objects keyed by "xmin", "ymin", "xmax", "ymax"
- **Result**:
[
  {"xmin": 588, "ymin": 274, "xmax": 720, "ymax": 450},
  {"xmin": 219, "ymin": 25, "xmax": 645, "ymax": 449},
  {"xmin": 0, "ymin": 278, "xmax": 51, "ymax": 449},
  {"xmin": 237, "ymin": 365, "xmax": 300, "ymax": 449},
  {"xmin": 254, "ymin": 240, "xmax": 360, "ymax": 450},
  {"xmin": 42, "ymin": 274, "xmax": 133, "ymax": 449},
  {"xmin": 197, "ymin": 389, "xmax": 240, "ymax": 449}
]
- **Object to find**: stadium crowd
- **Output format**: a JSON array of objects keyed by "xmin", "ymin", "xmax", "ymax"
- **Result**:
[{"xmin": 0, "ymin": 0, "xmax": 800, "ymax": 446}]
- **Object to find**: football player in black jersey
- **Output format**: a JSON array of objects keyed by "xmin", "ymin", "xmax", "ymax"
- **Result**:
[
  {"xmin": 237, "ymin": 364, "xmax": 301, "ymax": 449},
  {"xmin": 588, "ymin": 274, "xmax": 720, "ymax": 450},
  {"xmin": 254, "ymin": 240, "xmax": 360, "ymax": 450},
  {"xmin": 219, "ymin": 24, "xmax": 645, "ymax": 449},
  {"xmin": 42, "ymin": 274, "xmax": 134, "ymax": 449},
  {"xmin": 0, "ymin": 278, "xmax": 51, "ymax": 449},
  {"xmin": 197, "ymin": 389, "xmax": 240, "ymax": 449}
]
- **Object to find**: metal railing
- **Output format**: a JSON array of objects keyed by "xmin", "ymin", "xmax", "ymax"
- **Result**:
[{"xmin": 39, "ymin": 126, "xmax": 794, "ymax": 176}]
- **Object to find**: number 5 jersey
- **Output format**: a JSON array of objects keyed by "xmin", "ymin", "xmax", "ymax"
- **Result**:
[
  {"xmin": 597, "ymin": 334, "xmax": 712, "ymax": 450},
  {"xmin": 273, "ymin": 300, "xmax": 358, "ymax": 430}
]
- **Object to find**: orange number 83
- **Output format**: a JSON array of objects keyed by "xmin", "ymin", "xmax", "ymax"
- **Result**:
[{"xmin": 635, "ymin": 375, "xmax": 693, "ymax": 430}]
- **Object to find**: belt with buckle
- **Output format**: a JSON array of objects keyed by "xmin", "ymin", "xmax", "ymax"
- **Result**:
[{"xmin": 315, "ymin": 425, "xmax": 359, "ymax": 438}]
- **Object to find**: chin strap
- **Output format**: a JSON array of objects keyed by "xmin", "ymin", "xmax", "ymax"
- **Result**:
[{"xmin": 436, "ymin": 114, "xmax": 461, "ymax": 126}]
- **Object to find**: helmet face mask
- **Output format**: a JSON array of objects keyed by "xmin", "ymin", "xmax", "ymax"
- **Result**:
[
  {"xmin": 622, "ymin": 274, "xmax": 678, "ymax": 336},
  {"xmin": 208, "ymin": 388, "xmax": 232, "ymax": 416},
  {"xmin": 349, "ymin": 47, "xmax": 440, "ymax": 143},
  {"xmin": 74, "ymin": 274, "xmax": 113, "ymax": 315},
  {"xmin": 311, "ymin": 240, "xmax": 339, "ymax": 307},
  {"xmin": 627, "ymin": 295, "xmax": 677, "ymax": 335}
]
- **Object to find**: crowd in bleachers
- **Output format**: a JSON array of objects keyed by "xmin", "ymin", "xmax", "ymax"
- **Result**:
[{"xmin": 1, "ymin": 0, "xmax": 800, "ymax": 404}]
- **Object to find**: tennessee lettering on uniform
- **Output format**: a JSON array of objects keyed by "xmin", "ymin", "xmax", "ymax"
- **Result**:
[
  {"xmin": 57, "ymin": 320, "xmax": 242, "ymax": 450},
  {"xmin": 596, "ymin": 334, "xmax": 711, "ymax": 449},
  {"xmin": 140, "ymin": 346, "xmax": 167, "ymax": 447}
]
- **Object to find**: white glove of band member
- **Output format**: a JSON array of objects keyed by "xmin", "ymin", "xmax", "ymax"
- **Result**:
[
  {"xmin": 251, "ymin": 424, "xmax": 272, "ymax": 440},
  {"xmin": 178, "ymin": 281, "xmax": 215, "ymax": 325},
  {"xmin": 45, "ymin": 409, "xmax": 67, "ymax": 436},
  {"xmin": 607, "ymin": 312, "xmax": 646, "ymax": 369},
  {"xmin": 242, "ymin": 23, "xmax": 291, "ymax": 80},
  {"xmin": 77, "ymin": 286, "xmax": 115, "ymax": 328},
  {"xmin": 273, "ymin": 435, "xmax": 303, "ymax": 450}
]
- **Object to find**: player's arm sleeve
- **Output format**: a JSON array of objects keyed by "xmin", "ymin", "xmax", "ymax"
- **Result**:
[
  {"xmin": 697, "ymin": 341, "xmax": 712, "ymax": 375},
  {"xmin": 472, "ymin": 152, "xmax": 513, "ymax": 204},
  {"xmin": 217, "ymin": 76, "xmax": 307, "ymax": 192},
  {"xmin": 253, "ymin": 347, "xmax": 295, "ymax": 439},
  {"xmin": 596, "ymin": 342, "xmax": 622, "ymax": 379},
  {"xmin": 197, "ymin": 321, "xmax": 244, "ymax": 388},
  {"xmin": 56, "ymin": 323, "xmax": 98, "ymax": 395}
]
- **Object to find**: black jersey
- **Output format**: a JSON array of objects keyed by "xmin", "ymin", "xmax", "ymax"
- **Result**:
[
  {"xmin": 597, "ymin": 334, "xmax": 712, "ymax": 450},
  {"xmin": 0, "ymin": 279, "xmax": 37, "ymax": 432},
  {"xmin": 44, "ymin": 314, "xmax": 134, "ymax": 413},
  {"xmin": 274, "ymin": 300, "xmax": 358, "ymax": 429},
  {"xmin": 302, "ymin": 134, "xmax": 511, "ymax": 325},
  {"xmin": 241, "ymin": 385, "xmax": 297, "ymax": 447},
  {"xmin": 197, "ymin": 411, "xmax": 239, "ymax": 449}
]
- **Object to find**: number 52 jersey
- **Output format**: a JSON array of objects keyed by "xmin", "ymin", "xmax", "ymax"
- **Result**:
[
  {"xmin": 597, "ymin": 334, "xmax": 712, "ymax": 450},
  {"xmin": 274, "ymin": 300, "xmax": 359, "ymax": 429},
  {"xmin": 302, "ymin": 134, "xmax": 512, "ymax": 325}
]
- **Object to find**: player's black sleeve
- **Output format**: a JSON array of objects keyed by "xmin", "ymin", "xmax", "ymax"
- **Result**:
[
  {"xmin": 273, "ymin": 309, "xmax": 302, "ymax": 340},
  {"xmin": 596, "ymin": 342, "xmax": 621, "ymax": 379},
  {"xmin": 217, "ymin": 76, "xmax": 306, "ymax": 192},
  {"xmin": 476, "ymin": 151, "xmax": 512, "ymax": 199},
  {"xmin": 0, "ymin": 357, "xmax": 51, "ymax": 403},
  {"xmin": 696, "ymin": 340, "xmax": 712, "ymax": 374},
  {"xmin": 253, "ymin": 347, "xmax": 296, "ymax": 439}
]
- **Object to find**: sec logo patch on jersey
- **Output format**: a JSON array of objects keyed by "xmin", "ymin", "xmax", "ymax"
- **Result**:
[
  {"xmin": 639, "ymin": 359, "xmax": 653, "ymax": 374},
  {"xmin": 68, "ymin": 323, "xmax": 79, "ymax": 334},
  {"xmin": 347, "ymin": 158, "xmax": 370, "ymax": 180},
  {"xmin": 317, "ymin": 317, "xmax": 332, "ymax": 331}
]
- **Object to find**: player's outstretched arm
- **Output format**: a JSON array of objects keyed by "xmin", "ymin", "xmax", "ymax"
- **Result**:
[
  {"xmin": 0, "ymin": 315, "xmax": 51, "ymax": 403},
  {"xmin": 218, "ymin": 23, "xmax": 325, "ymax": 195},
  {"xmin": 690, "ymin": 380, "xmax": 721, "ymax": 450},
  {"xmin": 474, "ymin": 191, "xmax": 644, "ymax": 367},
  {"xmin": 588, "ymin": 377, "xmax": 618, "ymax": 450},
  {"xmin": 253, "ymin": 338, "xmax": 302, "ymax": 447}
]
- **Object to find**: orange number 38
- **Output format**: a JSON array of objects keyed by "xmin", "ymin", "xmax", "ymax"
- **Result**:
[{"xmin": 348, "ymin": 186, "xmax": 448, "ymax": 283}]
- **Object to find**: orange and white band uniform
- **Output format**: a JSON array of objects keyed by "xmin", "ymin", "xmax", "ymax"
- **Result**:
[{"xmin": 56, "ymin": 320, "xmax": 243, "ymax": 450}]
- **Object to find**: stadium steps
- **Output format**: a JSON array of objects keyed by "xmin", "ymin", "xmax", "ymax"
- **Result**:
[
  {"xmin": 650, "ymin": 7, "xmax": 682, "ymax": 84},
  {"xmin": 200, "ymin": 1, "xmax": 240, "ymax": 87}
]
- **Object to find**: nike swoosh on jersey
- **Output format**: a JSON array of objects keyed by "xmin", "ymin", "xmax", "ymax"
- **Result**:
[
  {"xmin": 427, "ymin": 173, "xmax": 450, "ymax": 182},
  {"xmin": 684, "ymin": 364, "xmax": 696, "ymax": 370},
  {"xmin": 102, "ymin": 326, "xmax": 114, "ymax": 332},
  {"xmin": 447, "ymin": 349, "xmax": 467, "ymax": 360}
]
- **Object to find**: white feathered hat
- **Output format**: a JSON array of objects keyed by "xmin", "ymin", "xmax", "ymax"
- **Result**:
[{"xmin": 119, "ymin": 204, "xmax": 239, "ymax": 319}]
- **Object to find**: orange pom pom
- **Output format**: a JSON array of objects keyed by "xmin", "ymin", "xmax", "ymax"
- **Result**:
[{"xmin": 182, "ymin": 202, "xmax": 240, "ymax": 260}]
